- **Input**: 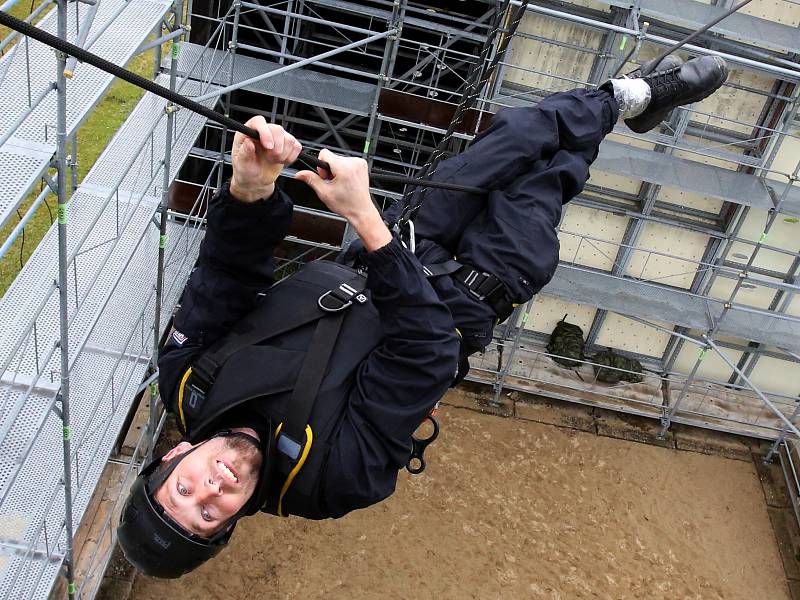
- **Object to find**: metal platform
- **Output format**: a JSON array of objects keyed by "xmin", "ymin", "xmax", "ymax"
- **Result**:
[
  {"xmin": 0, "ymin": 74, "xmax": 213, "ymax": 600},
  {"xmin": 0, "ymin": 0, "xmax": 171, "ymax": 231},
  {"xmin": 545, "ymin": 264, "xmax": 800, "ymax": 353},
  {"xmin": 175, "ymin": 43, "xmax": 377, "ymax": 116},
  {"xmin": 599, "ymin": 0, "xmax": 800, "ymax": 54},
  {"xmin": 594, "ymin": 140, "xmax": 779, "ymax": 214}
]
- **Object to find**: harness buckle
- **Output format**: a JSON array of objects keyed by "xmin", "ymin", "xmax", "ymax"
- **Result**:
[{"xmin": 462, "ymin": 269, "xmax": 505, "ymax": 302}]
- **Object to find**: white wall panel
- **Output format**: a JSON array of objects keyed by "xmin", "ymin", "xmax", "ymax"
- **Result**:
[
  {"xmin": 726, "ymin": 208, "xmax": 798, "ymax": 274},
  {"xmin": 672, "ymin": 340, "xmax": 742, "ymax": 381},
  {"xmin": 766, "ymin": 132, "xmax": 800, "ymax": 189},
  {"xmin": 748, "ymin": 356, "xmax": 800, "ymax": 397},
  {"xmin": 786, "ymin": 294, "xmax": 800, "ymax": 317},
  {"xmin": 505, "ymin": 13, "xmax": 602, "ymax": 93},
  {"xmin": 707, "ymin": 277, "xmax": 778, "ymax": 309},
  {"xmin": 741, "ymin": 0, "xmax": 800, "ymax": 28},
  {"xmin": 624, "ymin": 222, "xmax": 710, "ymax": 289},
  {"xmin": 594, "ymin": 313, "xmax": 672, "ymax": 357},
  {"xmin": 525, "ymin": 295, "xmax": 597, "ymax": 335},
  {"xmin": 559, "ymin": 204, "xmax": 629, "ymax": 270}
]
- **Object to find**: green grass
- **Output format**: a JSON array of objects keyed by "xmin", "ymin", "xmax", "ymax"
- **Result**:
[{"xmin": 0, "ymin": 11, "xmax": 158, "ymax": 295}]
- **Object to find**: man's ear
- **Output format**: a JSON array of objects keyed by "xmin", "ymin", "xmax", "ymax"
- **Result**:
[{"xmin": 161, "ymin": 441, "xmax": 193, "ymax": 462}]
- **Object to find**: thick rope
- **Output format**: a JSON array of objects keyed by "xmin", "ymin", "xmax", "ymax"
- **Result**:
[
  {"xmin": 396, "ymin": 0, "xmax": 529, "ymax": 226},
  {"xmin": 0, "ymin": 3, "xmax": 758, "ymax": 208}
]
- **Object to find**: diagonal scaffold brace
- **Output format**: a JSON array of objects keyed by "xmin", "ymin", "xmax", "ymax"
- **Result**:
[{"xmin": 0, "ymin": 2, "xmax": 759, "ymax": 201}]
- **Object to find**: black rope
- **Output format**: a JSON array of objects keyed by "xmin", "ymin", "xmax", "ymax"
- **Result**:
[
  {"xmin": 0, "ymin": 3, "xmax": 755, "ymax": 210},
  {"xmin": 0, "ymin": 9, "xmax": 487, "ymax": 196},
  {"xmin": 395, "ymin": 1, "xmax": 515, "ymax": 225},
  {"xmin": 627, "ymin": 0, "xmax": 754, "ymax": 77}
]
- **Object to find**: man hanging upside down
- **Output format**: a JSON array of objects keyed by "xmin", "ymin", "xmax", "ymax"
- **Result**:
[{"xmin": 118, "ymin": 55, "xmax": 728, "ymax": 577}]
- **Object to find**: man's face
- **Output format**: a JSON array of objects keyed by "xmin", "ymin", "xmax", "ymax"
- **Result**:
[{"xmin": 154, "ymin": 434, "xmax": 262, "ymax": 537}]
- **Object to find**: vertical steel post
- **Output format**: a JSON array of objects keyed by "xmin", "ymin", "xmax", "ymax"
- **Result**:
[
  {"xmin": 492, "ymin": 300, "xmax": 535, "ymax": 405},
  {"xmin": 153, "ymin": 21, "xmax": 163, "ymax": 79},
  {"xmin": 55, "ymin": 2, "xmax": 77, "ymax": 597},
  {"xmin": 342, "ymin": 0, "xmax": 405, "ymax": 245},
  {"xmin": 150, "ymin": 0, "xmax": 184, "ymax": 462},
  {"xmin": 215, "ymin": 1, "xmax": 241, "ymax": 191},
  {"xmin": 68, "ymin": 133, "xmax": 77, "ymax": 194}
]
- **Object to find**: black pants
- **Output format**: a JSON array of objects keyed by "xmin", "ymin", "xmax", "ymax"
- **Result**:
[{"xmin": 388, "ymin": 88, "xmax": 619, "ymax": 305}]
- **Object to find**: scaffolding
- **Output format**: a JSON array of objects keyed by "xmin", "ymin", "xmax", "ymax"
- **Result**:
[{"xmin": 0, "ymin": 0, "xmax": 799, "ymax": 597}]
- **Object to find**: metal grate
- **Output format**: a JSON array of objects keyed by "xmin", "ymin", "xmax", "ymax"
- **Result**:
[
  {"xmin": 0, "ymin": 72, "xmax": 212, "ymax": 599},
  {"xmin": 0, "ymin": 0, "xmax": 171, "ymax": 231},
  {"xmin": 175, "ymin": 43, "xmax": 377, "ymax": 116},
  {"xmin": 599, "ymin": 0, "xmax": 800, "ymax": 55},
  {"xmin": 545, "ymin": 264, "xmax": 800, "ymax": 353}
]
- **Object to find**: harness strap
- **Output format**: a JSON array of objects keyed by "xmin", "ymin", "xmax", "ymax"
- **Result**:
[
  {"xmin": 424, "ymin": 260, "xmax": 514, "ymax": 323},
  {"xmin": 191, "ymin": 272, "xmax": 367, "ymax": 392},
  {"xmin": 279, "ymin": 312, "xmax": 346, "ymax": 457}
]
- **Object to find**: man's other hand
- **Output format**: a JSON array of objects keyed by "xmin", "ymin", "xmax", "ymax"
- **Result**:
[
  {"xmin": 295, "ymin": 149, "xmax": 392, "ymax": 251},
  {"xmin": 230, "ymin": 116, "xmax": 302, "ymax": 203}
]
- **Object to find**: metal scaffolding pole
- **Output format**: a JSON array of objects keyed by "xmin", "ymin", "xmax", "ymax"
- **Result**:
[
  {"xmin": 54, "ymin": 1, "xmax": 77, "ymax": 597},
  {"xmin": 660, "ymin": 151, "xmax": 800, "ymax": 437},
  {"xmin": 150, "ymin": 0, "xmax": 185, "ymax": 462},
  {"xmin": 215, "ymin": 0, "xmax": 241, "ymax": 191},
  {"xmin": 492, "ymin": 300, "xmax": 535, "ymax": 405},
  {"xmin": 193, "ymin": 28, "xmax": 398, "ymax": 103}
]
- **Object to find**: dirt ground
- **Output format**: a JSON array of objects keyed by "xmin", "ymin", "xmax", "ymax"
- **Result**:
[{"xmin": 131, "ymin": 397, "xmax": 789, "ymax": 600}]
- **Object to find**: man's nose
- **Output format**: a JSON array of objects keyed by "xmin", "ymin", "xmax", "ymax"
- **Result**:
[{"xmin": 201, "ymin": 477, "xmax": 223, "ymax": 498}]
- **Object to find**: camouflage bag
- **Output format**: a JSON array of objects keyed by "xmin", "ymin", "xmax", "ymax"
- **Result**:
[
  {"xmin": 547, "ymin": 315, "xmax": 586, "ymax": 368},
  {"xmin": 592, "ymin": 347, "xmax": 644, "ymax": 384}
]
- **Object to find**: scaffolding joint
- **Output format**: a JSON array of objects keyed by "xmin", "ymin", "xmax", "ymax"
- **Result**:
[{"xmin": 164, "ymin": 104, "xmax": 179, "ymax": 115}]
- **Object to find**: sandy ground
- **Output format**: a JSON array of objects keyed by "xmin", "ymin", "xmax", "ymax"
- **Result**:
[{"xmin": 131, "ymin": 399, "xmax": 788, "ymax": 600}]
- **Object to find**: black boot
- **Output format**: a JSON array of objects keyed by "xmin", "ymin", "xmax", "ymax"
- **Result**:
[
  {"xmin": 624, "ymin": 55, "xmax": 728, "ymax": 134},
  {"xmin": 625, "ymin": 54, "xmax": 683, "ymax": 79}
]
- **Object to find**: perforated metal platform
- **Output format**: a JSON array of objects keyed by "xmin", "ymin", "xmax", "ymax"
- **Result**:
[
  {"xmin": 545, "ymin": 264, "xmax": 800, "ymax": 353},
  {"xmin": 175, "ymin": 42, "xmax": 377, "ymax": 116},
  {"xmin": 594, "ymin": 140, "xmax": 778, "ymax": 213},
  {"xmin": 0, "ymin": 74, "xmax": 214, "ymax": 600},
  {"xmin": 0, "ymin": 0, "xmax": 171, "ymax": 231}
]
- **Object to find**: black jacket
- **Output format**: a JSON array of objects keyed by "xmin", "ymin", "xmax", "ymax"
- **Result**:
[{"xmin": 158, "ymin": 182, "xmax": 460, "ymax": 518}]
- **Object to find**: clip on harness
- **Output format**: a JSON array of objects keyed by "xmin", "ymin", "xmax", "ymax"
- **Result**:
[{"xmin": 422, "ymin": 259, "xmax": 513, "ymax": 323}]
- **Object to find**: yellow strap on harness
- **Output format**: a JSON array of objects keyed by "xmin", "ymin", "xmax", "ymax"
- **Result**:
[
  {"xmin": 177, "ymin": 367, "xmax": 193, "ymax": 431},
  {"xmin": 273, "ymin": 422, "xmax": 314, "ymax": 517}
]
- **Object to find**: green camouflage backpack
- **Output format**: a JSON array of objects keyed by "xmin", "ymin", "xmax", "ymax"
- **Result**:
[
  {"xmin": 547, "ymin": 315, "xmax": 586, "ymax": 368},
  {"xmin": 592, "ymin": 347, "xmax": 644, "ymax": 384}
]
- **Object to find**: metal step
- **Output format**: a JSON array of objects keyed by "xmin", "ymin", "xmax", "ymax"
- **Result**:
[
  {"xmin": 0, "ymin": 0, "xmax": 172, "ymax": 231},
  {"xmin": 174, "ymin": 42, "xmax": 377, "ymax": 116},
  {"xmin": 0, "ymin": 73, "xmax": 213, "ymax": 600}
]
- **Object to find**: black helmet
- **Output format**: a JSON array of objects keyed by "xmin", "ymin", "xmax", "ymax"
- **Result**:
[{"xmin": 117, "ymin": 431, "xmax": 269, "ymax": 578}]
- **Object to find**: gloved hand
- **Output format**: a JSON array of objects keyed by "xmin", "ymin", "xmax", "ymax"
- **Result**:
[{"xmin": 229, "ymin": 116, "xmax": 302, "ymax": 203}]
